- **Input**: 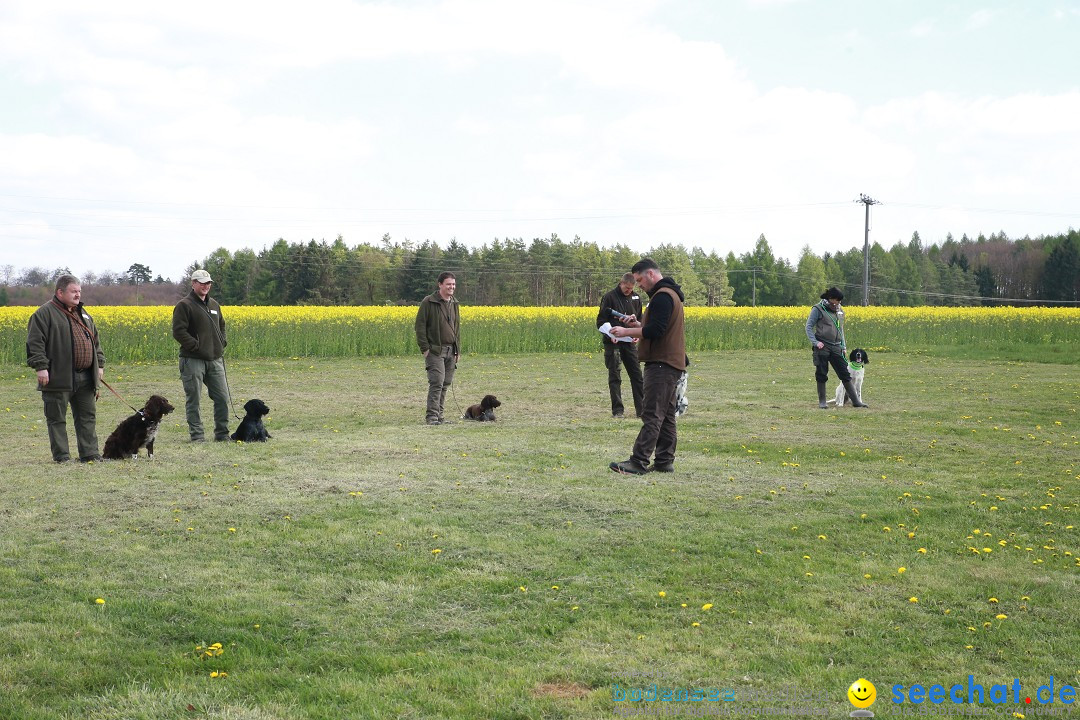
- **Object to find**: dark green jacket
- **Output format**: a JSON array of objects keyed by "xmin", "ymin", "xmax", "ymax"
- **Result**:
[
  {"xmin": 414, "ymin": 292, "xmax": 459, "ymax": 356},
  {"xmin": 172, "ymin": 290, "xmax": 227, "ymax": 360},
  {"xmin": 26, "ymin": 298, "xmax": 106, "ymax": 393}
]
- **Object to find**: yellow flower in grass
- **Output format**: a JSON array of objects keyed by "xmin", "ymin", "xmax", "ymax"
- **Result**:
[
  {"xmin": 989, "ymin": 597, "xmax": 998, "ymax": 603},
  {"xmin": 996, "ymin": 614, "xmax": 1008, "ymax": 620},
  {"xmin": 897, "ymin": 567, "xmax": 907, "ymax": 574},
  {"xmin": 702, "ymin": 603, "xmax": 713, "ymax": 611},
  {"xmin": 95, "ymin": 598, "xmax": 105, "ymax": 605},
  {"xmin": 918, "ymin": 548, "xmax": 927, "ymax": 554},
  {"xmin": 658, "ymin": 591, "xmax": 666, "ymax": 597},
  {"xmin": 909, "ymin": 597, "xmax": 918, "ymax": 603}
]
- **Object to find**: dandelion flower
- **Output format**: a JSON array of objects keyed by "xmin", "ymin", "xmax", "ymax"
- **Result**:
[
  {"xmin": 818, "ymin": 534, "xmax": 827, "ymax": 540},
  {"xmin": 702, "ymin": 603, "xmax": 713, "ymax": 611},
  {"xmin": 431, "ymin": 548, "xmax": 441, "ymax": 555},
  {"xmin": 996, "ymin": 614, "xmax": 1008, "ymax": 620},
  {"xmin": 909, "ymin": 597, "xmax": 918, "ymax": 603},
  {"xmin": 551, "ymin": 585, "xmax": 559, "ymax": 590},
  {"xmin": 691, "ymin": 622, "xmax": 700, "ymax": 627},
  {"xmin": 658, "ymin": 591, "xmax": 666, "ymax": 597},
  {"xmin": 863, "ymin": 574, "xmax": 872, "ymax": 579},
  {"xmin": 988, "ymin": 597, "xmax": 998, "ymax": 603},
  {"xmin": 95, "ymin": 598, "xmax": 105, "ymax": 605},
  {"xmin": 897, "ymin": 567, "xmax": 907, "ymax": 574},
  {"xmin": 918, "ymin": 548, "xmax": 927, "ymax": 554}
]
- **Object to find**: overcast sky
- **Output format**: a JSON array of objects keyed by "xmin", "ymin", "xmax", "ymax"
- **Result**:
[{"xmin": 2, "ymin": 0, "xmax": 1079, "ymax": 282}]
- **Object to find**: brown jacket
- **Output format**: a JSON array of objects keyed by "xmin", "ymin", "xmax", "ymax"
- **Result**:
[{"xmin": 638, "ymin": 284, "xmax": 686, "ymax": 371}]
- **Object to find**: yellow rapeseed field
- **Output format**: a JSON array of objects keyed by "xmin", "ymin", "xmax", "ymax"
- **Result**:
[{"xmin": 2, "ymin": 305, "xmax": 1077, "ymax": 363}]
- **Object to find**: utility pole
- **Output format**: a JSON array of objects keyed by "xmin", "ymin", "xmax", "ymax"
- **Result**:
[
  {"xmin": 751, "ymin": 266, "xmax": 761, "ymax": 307},
  {"xmin": 855, "ymin": 194, "xmax": 880, "ymax": 306}
]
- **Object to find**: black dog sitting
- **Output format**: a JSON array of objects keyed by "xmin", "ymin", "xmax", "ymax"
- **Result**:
[
  {"xmin": 231, "ymin": 399, "xmax": 272, "ymax": 441},
  {"xmin": 102, "ymin": 395, "xmax": 175, "ymax": 459},
  {"xmin": 463, "ymin": 395, "xmax": 501, "ymax": 421}
]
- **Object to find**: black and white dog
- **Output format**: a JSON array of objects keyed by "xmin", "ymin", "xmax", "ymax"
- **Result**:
[
  {"xmin": 102, "ymin": 395, "xmax": 175, "ymax": 459},
  {"xmin": 834, "ymin": 348, "xmax": 870, "ymax": 406},
  {"xmin": 231, "ymin": 399, "xmax": 272, "ymax": 441},
  {"xmin": 463, "ymin": 394, "xmax": 501, "ymax": 421}
]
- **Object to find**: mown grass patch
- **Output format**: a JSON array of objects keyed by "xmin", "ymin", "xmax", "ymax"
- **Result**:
[{"xmin": 0, "ymin": 350, "xmax": 1077, "ymax": 719}]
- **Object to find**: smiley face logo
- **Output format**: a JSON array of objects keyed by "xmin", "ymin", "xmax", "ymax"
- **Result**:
[{"xmin": 848, "ymin": 678, "xmax": 876, "ymax": 709}]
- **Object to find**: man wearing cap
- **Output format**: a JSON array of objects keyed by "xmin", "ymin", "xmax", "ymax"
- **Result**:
[
  {"xmin": 172, "ymin": 269, "xmax": 230, "ymax": 441},
  {"xmin": 26, "ymin": 274, "xmax": 107, "ymax": 462}
]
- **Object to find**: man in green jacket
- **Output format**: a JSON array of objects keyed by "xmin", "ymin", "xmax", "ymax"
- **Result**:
[
  {"xmin": 172, "ymin": 269, "xmax": 230, "ymax": 441},
  {"xmin": 414, "ymin": 272, "xmax": 459, "ymax": 425},
  {"xmin": 26, "ymin": 274, "xmax": 106, "ymax": 462}
]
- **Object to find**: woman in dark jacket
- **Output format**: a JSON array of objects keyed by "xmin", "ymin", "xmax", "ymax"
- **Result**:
[{"xmin": 805, "ymin": 287, "xmax": 867, "ymax": 409}]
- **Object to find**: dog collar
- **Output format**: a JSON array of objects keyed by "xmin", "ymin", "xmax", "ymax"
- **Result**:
[{"xmin": 848, "ymin": 361, "xmax": 864, "ymax": 371}]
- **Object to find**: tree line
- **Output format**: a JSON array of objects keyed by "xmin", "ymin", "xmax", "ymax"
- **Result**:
[{"xmin": 3, "ymin": 228, "xmax": 1078, "ymax": 307}]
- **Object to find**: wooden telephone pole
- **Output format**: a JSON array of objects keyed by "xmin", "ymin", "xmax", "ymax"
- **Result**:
[{"xmin": 855, "ymin": 194, "xmax": 880, "ymax": 306}]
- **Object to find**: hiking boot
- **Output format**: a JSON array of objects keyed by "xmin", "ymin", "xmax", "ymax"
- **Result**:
[
  {"xmin": 817, "ymin": 381, "xmax": 828, "ymax": 409},
  {"xmin": 609, "ymin": 459, "xmax": 648, "ymax": 475},
  {"xmin": 649, "ymin": 462, "xmax": 674, "ymax": 473},
  {"xmin": 841, "ymin": 380, "xmax": 868, "ymax": 408},
  {"xmin": 426, "ymin": 418, "xmax": 442, "ymax": 425}
]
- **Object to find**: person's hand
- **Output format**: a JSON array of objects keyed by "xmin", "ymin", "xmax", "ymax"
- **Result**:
[
  {"xmin": 815, "ymin": 341, "xmax": 824, "ymax": 350},
  {"xmin": 422, "ymin": 349, "xmax": 429, "ymax": 358},
  {"xmin": 36, "ymin": 369, "xmax": 49, "ymax": 386},
  {"xmin": 98, "ymin": 368, "xmax": 104, "ymax": 381},
  {"xmin": 625, "ymin": 317, "xmax": 642, "ymax": 328},
  {"xmin": 609, "ymin": 326, "xmax": 627, "ymax": 338}
]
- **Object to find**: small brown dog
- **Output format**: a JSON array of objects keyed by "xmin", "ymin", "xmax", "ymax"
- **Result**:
[{"xmin": 463, "ymin": 394, "xmax": 501, "ymax": 421}]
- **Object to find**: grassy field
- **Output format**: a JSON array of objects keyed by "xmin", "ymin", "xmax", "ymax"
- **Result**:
[{"xmin": 0, "ymin": 350, "xmax": 1077, "ymax": 719}]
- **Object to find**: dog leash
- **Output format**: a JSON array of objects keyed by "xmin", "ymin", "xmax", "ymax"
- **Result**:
[{"xmin": 100, "ymin": 378, "xmax": 140, "ymax": 413}]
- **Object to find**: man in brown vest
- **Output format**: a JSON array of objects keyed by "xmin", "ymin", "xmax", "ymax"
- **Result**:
[{"xmin": 608, "ymin": 258, "xmax": 686, "ymax": 474}]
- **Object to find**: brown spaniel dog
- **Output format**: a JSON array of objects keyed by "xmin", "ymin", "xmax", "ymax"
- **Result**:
[{"xmin": 463, "ymin": 394, "xmax": 501, "ymax": 421}]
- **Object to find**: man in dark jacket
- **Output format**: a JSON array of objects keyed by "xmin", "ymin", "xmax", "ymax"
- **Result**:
[
  {"xmin": 608, "ymin": 258, "xmax": 686, "ymax": 475},
  {"xmin": 597, "ymin": 272, "xmax": 644, "ymax": 418},
  {"xmin": 414, "ymin": 272, "xmax": 460, "ymax": 425},
  {"xmin": 172, "ymin": 269, "xmax": 230, "ymax": 441},
  {"xmin": 26, "ymin": 274, "xmax": 106, "ymax": 462}
]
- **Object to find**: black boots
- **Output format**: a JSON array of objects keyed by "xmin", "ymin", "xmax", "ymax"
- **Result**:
[
  {"xmin": 817, "ymin": 381, "xmax": 828, "ymax": 409},
  {"xmin": 841, "ymin": 380, "xmax": 868, "ymax": 408}
]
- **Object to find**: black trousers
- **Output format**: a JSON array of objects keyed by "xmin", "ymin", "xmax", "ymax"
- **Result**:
[
  {"xmin": 813, "ymin": 345, "xmax": 851, "ymax": 384},
  {"xmin": 604, "ymin": 341, "xmax": 643, "ymax": 416}
]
